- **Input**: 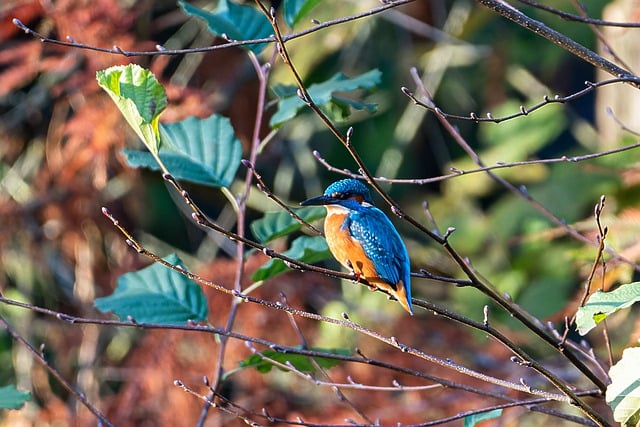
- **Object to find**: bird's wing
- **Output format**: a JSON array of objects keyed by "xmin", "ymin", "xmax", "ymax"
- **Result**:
[{"xmin": 346, "ymin": 208, "xmax": 409, "ymax": 287}]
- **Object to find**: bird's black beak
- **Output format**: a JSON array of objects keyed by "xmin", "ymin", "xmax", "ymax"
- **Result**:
[{"xmin": 300, "ymin": 195, "xmax": 335, "ymax": 206}]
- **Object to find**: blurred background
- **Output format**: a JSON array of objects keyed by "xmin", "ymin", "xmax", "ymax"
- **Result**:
[{"xmin": 1, "ymin": 0, "xmax": 639, "ymax": 425}]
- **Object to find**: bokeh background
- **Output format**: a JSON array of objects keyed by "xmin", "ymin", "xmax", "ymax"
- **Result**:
[{"xmin": 1, "ymin": 0, "xmax": 639, "ymax": 425}]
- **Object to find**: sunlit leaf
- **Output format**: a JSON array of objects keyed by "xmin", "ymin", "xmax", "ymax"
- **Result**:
[
  {"xmin": 250, "ymin": 206, "xmax": 326, "ymax": 243},
  {"xmin": 95, "ymin": 254, "xmax": 208, "ymax": 325},
  {"xmin": 0, "ymin": 385, "xmax": 31, "ymax": 410},
  {"xmin": 122, "ymin": 115, "xmax": 242, "ymax": 187},
  {"xmin": 575, "ymin": 282, "xmax": 640, "ymax": 335},
  {"xmin": 270, "ymin": 69, "xmax": 382, "ymax": 127},
  {"xmin": 464, "ymin": 409, "xmax": 503, "ymax": 427},
  {"xmin": 284, "ymin": 0, "xmax": 321, "ymax": 27},
  {"xmin": 238, "ymin": 347, "xmax": 350, "ymax": 374},
  {"xmin": 179, "ymin": 0, "xmax": 272, "ymax": 54},
  {"xmin": 606, "ymin": 347, "xmax": 640, "ymax": 426},
  {"xmin": 96, "ymin": 64, "xmax": 166, "ymax": 155},
  {"xmin": 252, "ymin": 236, "xmax": 331, "ymax": 281}
]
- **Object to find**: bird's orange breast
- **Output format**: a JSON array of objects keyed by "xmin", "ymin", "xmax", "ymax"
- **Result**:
[{"xmin": 324, "ymin": 210, "xmax": 379, "ymax": 281}]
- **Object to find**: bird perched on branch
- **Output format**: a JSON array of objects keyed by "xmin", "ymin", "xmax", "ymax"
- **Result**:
[{"xmin": 301, "ymin": 179, "xmax": 413, "ymax": 315}]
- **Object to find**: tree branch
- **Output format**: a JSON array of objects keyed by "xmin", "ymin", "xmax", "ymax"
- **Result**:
[{"xmin": 475, "ymin": 0, "xmax": 639, "ymax": 84}]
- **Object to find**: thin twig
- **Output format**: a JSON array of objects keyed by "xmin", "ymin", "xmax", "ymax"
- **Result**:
[
  {"xmin": 242, "ymin": 159, "xmax": 322, "ymax": 235},
  {"xmin": 401, "ymin": 77, "xmax": 638, "ymax": 123},
  {"xmin": 11, "ymin": 0, "xmax": 416, "ymax": 57},
  {"xmin": 475, "ymin": 0, "xmax": 639, "ymax": 84},
  {"xmin": 517, "ymin": 0, "xmax": 640, "ymax": 28},
  {"xmin": 0, "ymin": 315, "xmax": 114, "ymax": 427},
  {"xmin": 565, "ymin": 0, "xmax": 634, "ymax": 72},
  {"xmin": 314, "ymin": 139, "xmax": 640, "ymax": 185},
  {"xmin": 197, "ymin": 49, "xmax": 276, "ymax": 427},
  {"xmin": 1, "ymin": 294, "xmax": 592, "ymax": 407}
]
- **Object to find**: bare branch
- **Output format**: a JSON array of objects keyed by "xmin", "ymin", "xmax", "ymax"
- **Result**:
[
  {"xmin": 517, "ymin": 0, "xmax": 640, "ymax": 28},
  {"xmin": 475, "ymin": 0, "xmax": 639, "ymax": 83},
  {"xmin": 0, "ymin": 315, "xmax": 114, "ymax": 427},
  {"xmin": 403, "ymin": 77, "xmax": 638, "ymax": 123},
  {"xmin": 11, "ymin": 0, "xmax": 416, "ymax": 57}
]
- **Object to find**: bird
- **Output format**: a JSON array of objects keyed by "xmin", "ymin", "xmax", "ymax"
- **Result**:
[{"xmin": 300, "ymin": 179, "xmax": 413, "ymax": 315}]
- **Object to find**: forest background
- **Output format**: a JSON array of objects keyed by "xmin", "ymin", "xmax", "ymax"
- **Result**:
[{"xmin": 1, "ymin": 0, "xmax": 640, "ymax": 426}]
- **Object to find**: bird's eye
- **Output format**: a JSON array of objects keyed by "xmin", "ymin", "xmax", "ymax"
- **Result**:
[{"xmin": 331, "ymin": 192, "xmax": 346, "ymax": 199}]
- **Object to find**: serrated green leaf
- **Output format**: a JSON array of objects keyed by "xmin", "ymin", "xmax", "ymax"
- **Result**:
[
  {"xmin": 250, "ymin": 206, "xmax": 326, "ymax": 243},
  {"xmin": 575, "ymin": 282, "xmax": 640, "ymax": 335},
  {"xmin": 606, "ymin": 347, "xmax": 640, "ymax": 426},
  {"xmin": 270, "ymin": 69, "xmax": 382, "ymax": 127},
  {"xmin": 95, "ymin": 254, "xmax": 208, "ymax": 325},
  {"xmin": 284, "ymin": 0, "xmax": 321, "ymax": 27},
  {"xmin": 0, "ymin": 385, "xmax": 31, "ymax": 410},
  {"xmin": 464, "ymin": 409, "xmax": 503, "ymax": 427},
  {"xmin": 238, "ymin": 347, "xmax": 350, "ymax": 374},
  {"xmin": 96, "ymin": 65, "xmax": 166, "ymax": 155},
  {"xmin": 122, "ymin": 115, "xmax": 241, "ymax": 187},
  {"xmin": 252, "ymin": 236, "xmax": 331, "ymax": 281},
  {"xmin": 179, "ymin": 0, "xmax": 272, "ymax": 54}
]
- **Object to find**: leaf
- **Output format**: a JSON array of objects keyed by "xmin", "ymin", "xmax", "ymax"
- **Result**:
[
  {"xmin": 464, "ymin": 409, "xmax": 503, "ymax": 427},
  {"xmin": 0, "ymin": 385, "xmax": 31, "ymax": 410},
  {"xmin": 270, "ymin": 83, "xmax": 298, "ymax": 98},
  {"xmin": 269, "ymin": 69, "xmax": 382, "ymax": 127},
  {"xmin": 575, "ymin": 282, "xmax": 640, "ymax": 335},
  {"xmin": 250, "ymin": 206, "xmax": 326, "ymax": 243},
  {"xmin": 284, "ymin": 0, "xmax": 322, "ymax": 27},
  {"xmin": 122, "ymin": 115, "xmax": 242, "ymax": 187},
  {"xmin": 96, "ymin": 64, "xmax": 166, "ymax": 155},
  {"xmin": 238, "ymin": 347, "xmax": 350, "ymax": 374},
  {"xmin": 606, "ymin": 347, "xmax": 640, "ymax": 426},
  {"xmin": 252, "ymin": 236, "xmax": 331, "ymax": 281},
  {"xmin": 179, "ymin": 0, "xmax": 272, "ymax": 54},
  {"xmin": 95, "ymin": 254, "xmax": 208, "ymax": 325}
]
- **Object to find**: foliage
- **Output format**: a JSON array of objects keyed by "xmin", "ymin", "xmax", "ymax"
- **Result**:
[
  {"xmin": 252, "ymin": 235, "xmax": 331, "ymax": 281},
  {"xmin": 1, "ymin": 0, "xmax": 640, "ymax": 426},
  {"xmin": 96, "ymin": 65, "xmax": 167, "ymax": 156},
  {"xmin": 464, "ymin": 409, "xmax": 503, "ymax": 427},
  {"xmin": 124, "ymin": 115, "xmax": 242, "ymax": 187},
  {"xmin": 236, "ymin": 347, "xmax": 351, "ymax": 374},
  {"xmin": 250, "ymin": 206, "xmax": 325, "ymax": 243},
  {"xmin": 269, "ymin": 69, "xmax": 382, "ymax": 127},
  {"xmin": 0, "ymin": 385, "xmax": 31, "ymax": 410},
  {"xmin": 576, "ymin": 282, "xmax": 640, "ymax": 335},
  {"xmin": 606, "ymin": 347, "xmax": 640, "ymax": 426},
  {"xmin": 95, "ymin": 254, "xmax": 209, "ymax": 325},
  {"xmin": 179, "ymin": 0, "xmax": 273, "ymax": 54}
]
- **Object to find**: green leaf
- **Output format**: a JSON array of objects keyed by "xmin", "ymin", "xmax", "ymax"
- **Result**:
[
  {"xmin": 250, "ymin": 206, "xmax": 326, "ymax": 243},
  {"xmin": 96, "ymin": 64, "xmax": 167, "ymax": 155},
  {"xmin": 464, "ymin": 409, "xmax": 503, "ymax": 427},
  {"xmin": 238, "ymin": 347, "xmax": 350, "ymax": 374},
  {"xmin": 95, "ymin": 254, "xmax": 208, "ymax": 325},
  {"xmin": 284, "ymin": 0, "xmax": 322, "ymax": 27},
  {"xmin": 270, "ymin": 83, "xmax": 298, "ymax": 98},
  {"xmin": 270, "ymin": 69, "xmax": 382, "ymax": 128},
  {"xmin": 122, "ymin": 115, "xmax": 242, "ymax": 187},
  {"xmin": 252, "ymin": 236, "xmax": 331, "ymax": 281},
  {"xmin": 0, "ymin": 385, "xmax": 31, "ymax": 410},
  {"xmin": 606, "ymin": 347, "xmax": 640, "ymax": 426},
  {"xmin": 179, "ymin": 0, "xmax": 272, "ymax": 54},
  {"xmin": 575, "ymin": 282, "xmax": 640, "ymax": 335}
]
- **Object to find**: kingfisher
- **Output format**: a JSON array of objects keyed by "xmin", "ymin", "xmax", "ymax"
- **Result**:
[{"xmin": 301, "ymin": 179, "xmax": 413, "ymax": 315}]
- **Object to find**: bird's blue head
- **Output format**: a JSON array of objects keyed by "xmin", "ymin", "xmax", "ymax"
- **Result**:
[{"xmin": 300, "ymin": 179, "xmax": 374, "ymax": 208}]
